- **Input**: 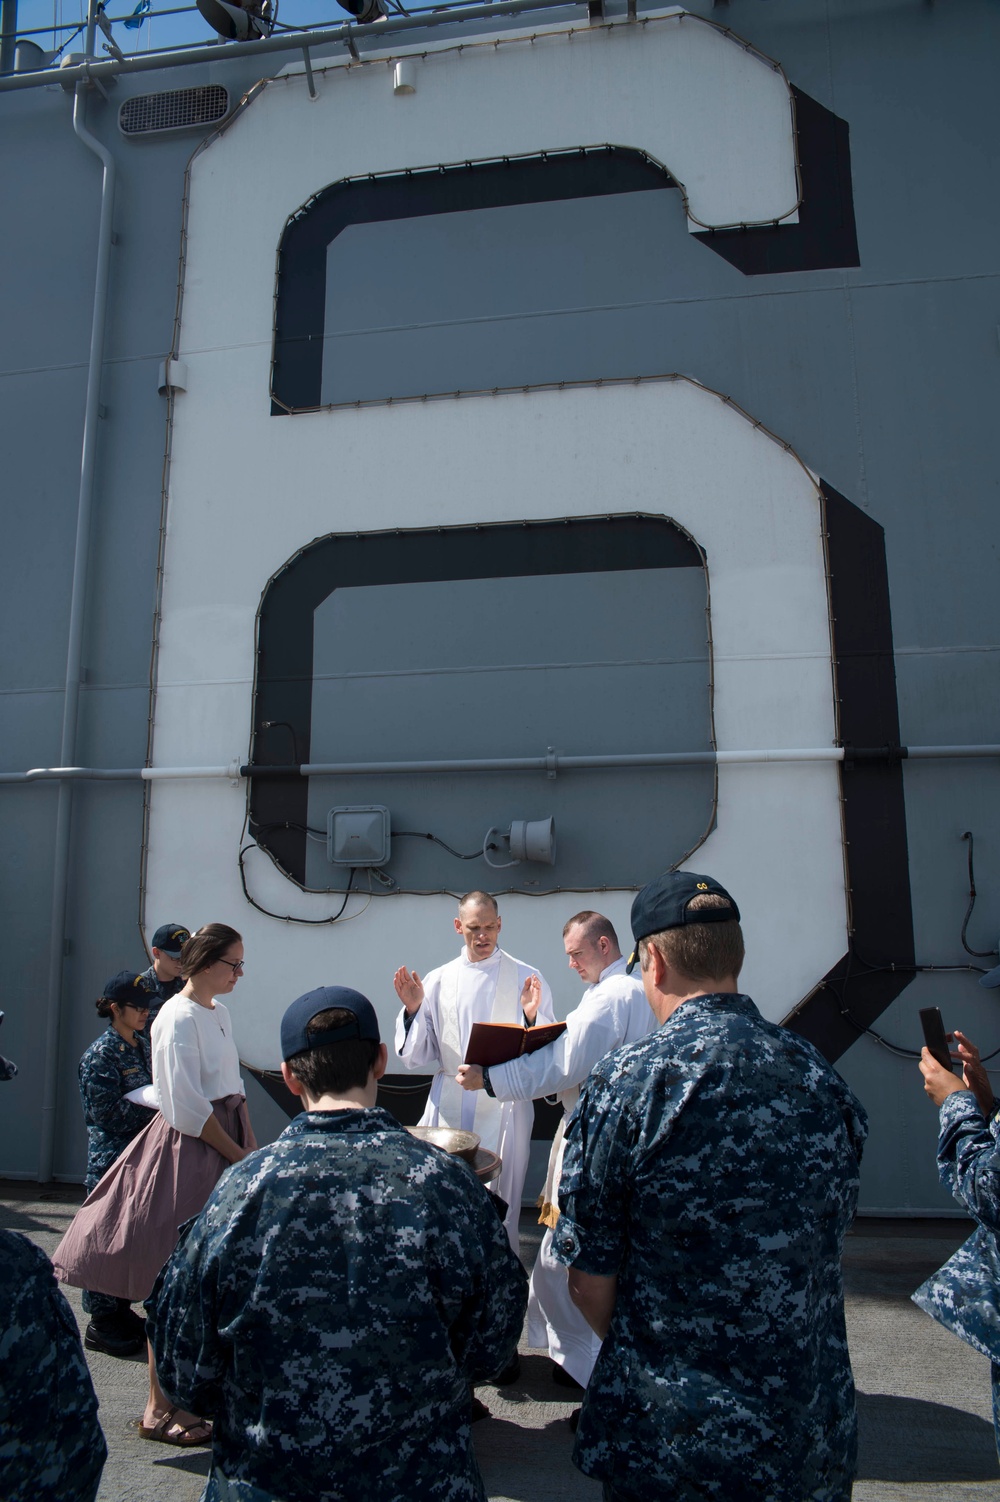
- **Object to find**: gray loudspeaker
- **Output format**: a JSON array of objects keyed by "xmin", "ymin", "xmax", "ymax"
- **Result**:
[{"xmin": 508, "ymin": 817, "xmax": 556, "ymax": 866}]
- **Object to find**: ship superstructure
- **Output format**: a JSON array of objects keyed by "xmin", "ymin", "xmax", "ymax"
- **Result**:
[{"xmin": 1, "ymin": 0, "xmax": 998, "ymax": 1212}]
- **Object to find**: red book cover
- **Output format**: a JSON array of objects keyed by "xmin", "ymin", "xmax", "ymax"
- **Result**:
[{"xmin": 464, "ymin": 1020, "xmax": 567, "ymax": 1067}]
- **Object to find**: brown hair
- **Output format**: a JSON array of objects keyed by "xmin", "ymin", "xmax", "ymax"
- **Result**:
[
  {"xmin": 180, "ymin": 923, "xmax": 242, "ymax": 978},
  {"xmin": 285, "ymin": 1008, "xmax": 380, "ymax": 1097},
  {"xmin": 562, "ymin": 910, "xmax": 619, "ymax": 948},
  {"xmin": 642, "ymin": 893, "xmax": 743, "ymax": 984}
]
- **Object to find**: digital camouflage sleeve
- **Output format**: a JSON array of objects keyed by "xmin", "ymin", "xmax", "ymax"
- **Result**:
[
  {"xmin": 0, "ymin": 1229, "xmax": 106, "ymax": 1502},
  {"xmin": 553, "ymin": 992, "xmax": 868, "ymax": 1502},
  {"xmin": 912, "ymin": 1090, "xmax": 1000, "ymax": 1365},
  {"xmin": 78, "ymin": 1026, "xmax": 155, "ymax": 1189},
  {"xmin": 148, "ymin": 1106, "xmax": 527, "ymax": 1502}
]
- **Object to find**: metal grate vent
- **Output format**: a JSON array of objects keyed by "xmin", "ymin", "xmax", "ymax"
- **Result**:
[{"xmin": 119, "ymin": 84, "xmax": 229, "ymax": 137}]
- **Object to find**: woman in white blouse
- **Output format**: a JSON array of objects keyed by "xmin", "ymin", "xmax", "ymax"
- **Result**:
[
  {"xmin": 151, "ymin": 923, "xmax": 250, "ymax": 1167},
  {"xmin": 54, "ymin": 923, "xmax": 256, "ymax": 1447},
  {"xmin": 140, "ymin": 922, "xmax": 256, "ymax": 1442}
]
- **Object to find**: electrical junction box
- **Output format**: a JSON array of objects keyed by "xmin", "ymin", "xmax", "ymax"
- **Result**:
[{"xmin": 326, "ymin": 805, "xmax": 390, "ymax": 866}]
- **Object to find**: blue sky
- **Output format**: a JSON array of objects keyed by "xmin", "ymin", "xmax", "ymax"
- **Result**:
[{"xmin": 12, "ymin": 1, "xmax": 426, "ymax": 61}]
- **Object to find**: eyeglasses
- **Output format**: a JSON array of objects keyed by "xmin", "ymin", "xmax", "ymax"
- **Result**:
[
  {"xmin": 217, "ymin": 958, "xmax": 245, "ymax": 976},
  {"xmin": 125, "ymin": 1001, "xmax": 151, "ymax": 1013}
]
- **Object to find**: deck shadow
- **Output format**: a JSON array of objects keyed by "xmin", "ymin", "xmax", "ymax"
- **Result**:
[{"xmin": 856, "ymin": 1392, "xmax": 998, "ymax": 1481}]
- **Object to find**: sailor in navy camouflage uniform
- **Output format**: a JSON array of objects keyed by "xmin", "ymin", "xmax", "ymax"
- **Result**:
[
  {"xmin": 78, "ymin": 968, "xmax": 158, "ymax": 1353},
  {"xmin": 137, "ymin": 922, "xmax": 190, "ymax": 1068},
  {"xmin": 0, "ymin": 1034, "xmax": 107, "ymax": 1502},
  {"xmin": 552, "ymin": 871, "xmax": 868, "ymax": 1502},
  {"xmin": 913, "ymin": 983, "xmax": 1000, "ymax": 1456},
  {"xmin": 147, "ymin": 984, "xmax": 528, "ymax": 1502},
  {"xmin": 0, "ymin": 1230, "xmax": 107, "ymax": 1502}
]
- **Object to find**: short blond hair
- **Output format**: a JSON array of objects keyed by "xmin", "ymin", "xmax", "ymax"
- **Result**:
[
  {"xmin": 641, "ymin": 893, "xmax": 744, "ymax": 984},
  {"xmin": 459, "ymin": 890, "xmax": 498, "ymax": 916}
]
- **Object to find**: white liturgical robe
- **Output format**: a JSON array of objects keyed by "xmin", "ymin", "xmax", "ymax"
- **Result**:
[
  {"xmin": 488, "ymin": 956, "xmax": 656, "ymax": 1384},
  {"xmin": 394, "ymin": 945, "xmax": 554, "ymax": 1248}
]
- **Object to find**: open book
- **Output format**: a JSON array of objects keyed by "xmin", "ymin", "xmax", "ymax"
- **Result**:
[{"xmin": 464, "ymin": 1020, "xmax": 567, "ymax": 1068}]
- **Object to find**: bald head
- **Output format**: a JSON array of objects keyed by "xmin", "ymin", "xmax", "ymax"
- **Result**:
[
  {"xmin": 455, "ymin": 891, "xmax": 501, "ymax": 962},
  {"xmin": 459, "ymin": 890, "xmax": 498, "ymax": 918}
]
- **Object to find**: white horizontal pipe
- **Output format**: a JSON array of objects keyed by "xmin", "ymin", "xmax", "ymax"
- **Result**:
[
  {"xmin": 715, "ymin": 748, "xmax": 843, "ymax": 764},
  {"xmin": 141, "ymin": 763, "xmax": 242, "ymax": 780},
  {"xmin": 3, "ymin": 744, "xmax": 1000, "ymax": 786}
]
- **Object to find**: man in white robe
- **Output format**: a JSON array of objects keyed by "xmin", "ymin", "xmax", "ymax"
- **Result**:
[
  {"xmin": 393, "ymin": 890, "xmax": 555, "ymax": 1252},
  {"xmin": 457, "ymin": 910, "xmax": 655, "ymax": 1389}
]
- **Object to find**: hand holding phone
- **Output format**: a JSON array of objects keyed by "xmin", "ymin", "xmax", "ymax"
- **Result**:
[{"xmin": 919, "ymin": 1007, "xmax": 955, "ymax": 1073}]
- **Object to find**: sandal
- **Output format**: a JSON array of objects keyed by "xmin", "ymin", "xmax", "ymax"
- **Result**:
[{"xmin": 137, "ymin": 1406, "xmax": 212, "ymax": 1447}]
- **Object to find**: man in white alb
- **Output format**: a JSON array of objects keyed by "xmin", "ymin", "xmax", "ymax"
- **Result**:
[
  {"xmin": 457, "ymin": 910, "xmax": 655, "ymax": 1390},
  {"xmin": 394, "ymin": 890, "xmax": 555, "ymax": 1251}
]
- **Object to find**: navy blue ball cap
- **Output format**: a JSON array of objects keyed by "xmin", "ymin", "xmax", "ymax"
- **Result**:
[
  {"xmin": 979, "ymin": 963, "xmax": 1000, "ymax": 989},
  {"xmin": 626, "ymin": 871, "xmax": 741, "ymax": 973},
  {"xmin": 101, "ymin": 969, "xmax": 153, "ymax": 1005},
  {"xmin": 151, "ymin": 924, "xmax": 190, "ymax": 956},
  {"xmin": 281, "ymin": 986, "xmax": 381, "ymax": 1061}
]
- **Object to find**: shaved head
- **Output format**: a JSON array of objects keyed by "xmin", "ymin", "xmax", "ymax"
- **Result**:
[
  {"xmin": 562, "ymin": 910, "xmax": 619, "ymax": 949},
  {"xmin": 455, "ymin": 891, "xmax": 501, "ymax": 961},
  {"xmin": 459, "ymin": 890, "xmax": 498, "ymax": 917}
]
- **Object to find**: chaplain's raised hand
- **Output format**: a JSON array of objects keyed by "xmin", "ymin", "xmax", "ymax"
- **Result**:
[
  {"xmin": 394, "ymin": 966, "xmax": 425, "ymax": 1015},
  {"xmin": 521, "ymin": 974, "xmax": 541, "ymax": 1025}
]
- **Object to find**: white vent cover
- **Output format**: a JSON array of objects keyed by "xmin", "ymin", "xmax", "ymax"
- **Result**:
[{"xmin": 119, "ymin": 85, "xmax": 229, "ymax": 137}]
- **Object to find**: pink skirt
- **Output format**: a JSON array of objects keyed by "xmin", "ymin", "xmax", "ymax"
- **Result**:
[{"xmin": 52, "ymin": 1095, "xmax": 255, "ymax": 1303}]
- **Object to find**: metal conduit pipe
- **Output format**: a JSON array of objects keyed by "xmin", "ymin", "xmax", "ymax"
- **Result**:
[
  {"xmin": 0, "ymin": 0, "xmax": 583, "ymax": 93},
  {"xmin": 4, "ymin": 745, "xmax": 1000, "ymax": 787},
  {"xmin": 37, "ymin": 80, "xmax": 117, "ymax": 1185},
  {"xmin": 905, "ymin": 745, "xmax": 1000, "ymax": 760}
]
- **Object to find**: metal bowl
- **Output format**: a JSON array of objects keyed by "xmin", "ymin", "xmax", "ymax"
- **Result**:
[{"xmin": 407, "ymin": 1126, "xmax": 481, "ymax": 1164}]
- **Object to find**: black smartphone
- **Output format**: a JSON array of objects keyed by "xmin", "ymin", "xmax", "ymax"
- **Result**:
[{"xmin": 919, "ymin": 1007, "xmax": 955, "ymax": 1072}]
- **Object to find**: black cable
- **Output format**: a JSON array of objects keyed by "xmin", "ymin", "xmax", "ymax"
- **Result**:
[
  {"xmin": 239, "ymin": 844, "xmax": 356, "ymax": 924},
  {"xmin": 253, "ymin": 819, "xmax": 326, "ymax": 838},
  {"xmin": 394, "ymin": 830, "xmax": 481, "ymax": 860},
  {"xmin": 257, "ymin": 720, "xmax": 300, "ymax": 765},
  {"xmin": 49, "ymin": 21, "xmax": 86, "ymax": 61},
  {"xmin": 960, "ymin": 831, "xmax": 999, "ymax": 958},
  {"xmin": 251, "ymin": 824, "xmax": 482, "ymax": 857},
  {"xmin": 828, "ymin": 942, "xmax": 1000, "ymax": 1063}
]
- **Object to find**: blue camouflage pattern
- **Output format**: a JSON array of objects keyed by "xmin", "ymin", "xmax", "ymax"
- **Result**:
[
  {"xmin": 78, "ymin": 1023, "xmax": 155, "ymax": 1191},
  {"xmin": 912, "ymin": 1090, "xmax": 1000, "ymax": 1369},
  {"xmin": 0, "ymin": 1229, "xmax": 106, "ymax": 1502},
  {"xmin": 147, "ymin": 1105, "xmax": 528, "ymax": 1502},
  {"xmin": 552, "ymin": 991, "xmax": 868, "ymax": 1502},
  {"xmin": 137, "ymin": 963, "xmax": 184, "ymax": 1069}
]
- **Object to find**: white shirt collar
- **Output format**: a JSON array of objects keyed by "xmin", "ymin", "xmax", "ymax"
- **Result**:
[
  {"xmin": 459, "ymin": 946, "xmax": 502, "ymax": 969},
  {"xmin": 597, "ymin": 957, "xmax": 628, "ymax": 983}
]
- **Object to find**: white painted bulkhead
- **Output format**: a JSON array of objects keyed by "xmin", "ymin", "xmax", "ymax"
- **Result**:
[
  {"xmin": 149, "ymin": 376, "xmax": 845, "ymax": 1064},
  {"xmin": 146, "ymin": 8, "xmax": 842, "ymax": 1069}
]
